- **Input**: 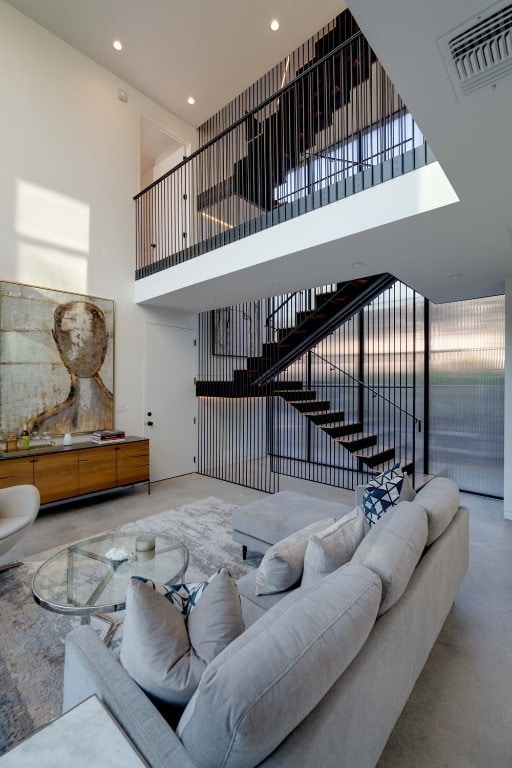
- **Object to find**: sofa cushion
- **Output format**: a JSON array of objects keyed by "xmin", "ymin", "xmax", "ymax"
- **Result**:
[
  {"xmin": 301, "ymin": 507, "xmax": 366, "ymax": 587},
  {"xmin": 362, "ymin": 464, "xmax": 404, "ymax": 527},
  {"xmin": 352, "ymin": 501, "xmax": 428, "ymax": 615},
  {"xmin": 232, "ymin": 490, "xmax": 352, "ymax": 546},
  {"xmin": 119, "ymin": 568, "xmax": 244, "ymax": 705},
  {"xmin": 414, "ymin": 476, "xmax": 460, "ymax": 545},
  {"xmin": 177, "ymin": 563, "xmax": 382, "ymax": 768},
  {"xmin": 254, "ymin": 517, "xmax": 335, "ymax": 595}
]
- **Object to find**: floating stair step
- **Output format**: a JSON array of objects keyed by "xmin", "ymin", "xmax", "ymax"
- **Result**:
[
  {"xmin": 307, "ymin": 410, "xmax": 345, "ymax": 425},
  {"xmin": 246, "ymin": 356, "xmax": 271, "ymax": 369},
  {"xmin": 321, "ymin": 421, "xmax": 362, "ymax": 437},
  {"xmin": 295, "ymin": 310, "xmax": 314, "ymax": 324},
  {"xmin": 279, "ymin": 390, "xmax": 316, "ymax": 401},
  {"xmin": 233, "ymin": 369, "xmax": 257, "ymax": 382},
  {"xmin": 336, "ymin": 432, "xmax": 378, "ymax": 451},
  {"xmin": 288, "ymin": 400, "xmax": 331, "ymax": 413},
  {"xmin": 315, "ymin": 292, "xmax": 336, "ymax": 307},
  {"xmin": 355, "ymin": 445, "xmax": 396, "ymax": 468},
  {"xmin": 319, "ymin": 421, "xmax": 362, "ymax": 438}
]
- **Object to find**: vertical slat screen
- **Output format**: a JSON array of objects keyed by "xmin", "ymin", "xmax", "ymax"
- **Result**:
[
  {"xmin": 429, "ymin": 295, "xmax": 504, "ymax": 496},
  {"xmin": 135, "ymin": 9, "xmax": 427, "ymax": 279},
  {"xmin": 197, "ymin": 282, "xmax": 424, "ymax": 492}
]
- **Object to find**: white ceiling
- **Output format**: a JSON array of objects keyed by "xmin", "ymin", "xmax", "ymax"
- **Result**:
[
  {"xmin": 4, "ymin": 0, "xmax": 345, "ymax": 127},
  {"xmin": 6, "ymin": 0, "xmax": 512, "ymax": 305}
]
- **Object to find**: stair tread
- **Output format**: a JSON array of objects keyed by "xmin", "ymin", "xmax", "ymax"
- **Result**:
[
  {"xmin": 279, "ymin": 389, "xmax": 315, "ymax": 395},
  {"xmin": 336, "ymin": 432, "xmax": 377, "ymax": 442},
  {"xmin": 353, "ymin": 445, "xmax": 394, "ymax": 457}
]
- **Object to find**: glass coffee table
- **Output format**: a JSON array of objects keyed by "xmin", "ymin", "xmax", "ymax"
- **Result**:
[{"xmin": 32, "ymin": 531, "xmax": 189, "ymax": 644}]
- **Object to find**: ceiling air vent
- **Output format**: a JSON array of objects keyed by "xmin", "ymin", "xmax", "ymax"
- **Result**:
[{"xmin": 438, "ymin": 1, "xmax": 512, "ymax": 99}]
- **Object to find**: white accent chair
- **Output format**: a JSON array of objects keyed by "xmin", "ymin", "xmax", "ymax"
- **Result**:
[{"xmin": 0, "ymin": 484, "xmax": 40, "ymax": 572}]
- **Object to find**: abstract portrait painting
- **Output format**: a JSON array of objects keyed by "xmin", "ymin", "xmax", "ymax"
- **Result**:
[{"xmin": 0, "ymin": 282, "xmax": 114, "ymax": 436}]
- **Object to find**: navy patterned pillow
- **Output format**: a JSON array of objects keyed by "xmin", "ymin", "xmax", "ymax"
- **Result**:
[
  {"xmin": 133, "ymin": 568, "xmax": 221, "ymax": 616},
  {"xmin": 362, "ymin": 464, "xmax": 404, "ymax": 527}
]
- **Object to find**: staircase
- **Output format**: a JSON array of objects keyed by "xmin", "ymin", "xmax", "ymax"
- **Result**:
[
  {"xmin": 196, "ymin": 272, "xmax": 416, "ymax": 476},
  {"xmin": 277, "ymin": 385, "xmax": 413, "ymax": 476},
  {"xmin": 246, "ymin": 273, "xmax": 396, "ymax": 387}
]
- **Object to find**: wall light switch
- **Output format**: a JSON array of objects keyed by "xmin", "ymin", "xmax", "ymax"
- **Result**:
[{"xmin": 116, "ymin": 402, "xmax": 126, "ymax": 413}]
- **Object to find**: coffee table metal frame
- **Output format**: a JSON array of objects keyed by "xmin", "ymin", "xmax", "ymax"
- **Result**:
[{"xmin": 32, "ymin": 531, "xmax": 189, "ymax": 644}]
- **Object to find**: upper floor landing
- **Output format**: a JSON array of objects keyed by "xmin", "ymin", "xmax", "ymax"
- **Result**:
[{"xmin": 134, "ymin": 10, "xmax": 459, "ymax": 312}]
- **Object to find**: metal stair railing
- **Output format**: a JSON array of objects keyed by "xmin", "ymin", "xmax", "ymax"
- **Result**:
[{"xmin": 309, "ymin": 350, "xmax": 420, "ymax": 476}]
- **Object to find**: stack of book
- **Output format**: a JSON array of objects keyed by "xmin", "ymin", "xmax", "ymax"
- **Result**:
[{"xmin": 92, "ymin": 430, "xmax": 126, "ymax": 444}]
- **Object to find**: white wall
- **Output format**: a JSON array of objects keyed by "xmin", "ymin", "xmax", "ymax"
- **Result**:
[
  {"xmin": 0, "ymin": 1, "xmax": 198, "ymax": 443},
  {"xmin": 505, "ymin": 278, "xmax": 512, "ymax": 519},
  {"xmin": 140, "ymin": 145, "xmax": 187, "ymax": 190}
]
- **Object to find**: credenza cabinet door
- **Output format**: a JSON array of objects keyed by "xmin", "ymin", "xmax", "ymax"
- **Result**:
[
  {"xmin": 0, "ymin": 457, "xmax": 34, "ymax": 489},
  {"xmin": 78, "ymin": 446, "xmax": 117, "ymax": 495},
  {"xmin": 115, "ymin": 441, "xmax": 150, "ymax": 487},
  {"xmin": 33, "ymin": 453, "xmax": 79, "ymax": 504}
]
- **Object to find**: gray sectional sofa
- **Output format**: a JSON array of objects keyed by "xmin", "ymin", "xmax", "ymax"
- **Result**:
[{"xmin": 63, "ymin": 476, "xmax": 469, "ymax": 768}]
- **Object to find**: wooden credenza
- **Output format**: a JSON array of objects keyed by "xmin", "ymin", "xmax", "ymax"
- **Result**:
[{"xmin": 0, "ymin": 437, "xmax": 150, "ymax": 505}]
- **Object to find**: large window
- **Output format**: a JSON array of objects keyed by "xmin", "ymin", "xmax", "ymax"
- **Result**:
[
  {"xmin": 275, "ymin": 112, "xmax": 424, "ymax": 204},
  {"xmin": 429, "ymin": 295, "xmax": 504, "ymax": 497}
]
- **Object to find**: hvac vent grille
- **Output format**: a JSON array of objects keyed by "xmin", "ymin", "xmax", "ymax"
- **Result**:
[{"xmin": 438, "ymin": 1, "xmax": 512, "ymax": 98}]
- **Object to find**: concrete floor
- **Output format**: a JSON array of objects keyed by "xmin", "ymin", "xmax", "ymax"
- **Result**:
[
  {"xmin": 8, "ymin": 472, "xmax": 356, "ymax": 560},
  {"xmin": 4, "ymin": 473, "xmax": 511, "ymax": 765}
]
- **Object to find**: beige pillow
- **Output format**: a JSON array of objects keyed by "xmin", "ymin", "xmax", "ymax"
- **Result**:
[
  {"xmin": 120, "ymin": 568, "xmax": 244, "ymax": 705},
  {"xmin": 301, "ymin": 508, "xmax": 366, "ymax": 587},
  {"xmin": 414, "ymin": 477, "xmax": 460, "ymax": 545},
  {"xmin": 255, "ymin": 518, "xmax": 336, "ymax": 595},
  {"xmin": 352, "ymin": 501, "xmax": 428, "ymax": 615}
]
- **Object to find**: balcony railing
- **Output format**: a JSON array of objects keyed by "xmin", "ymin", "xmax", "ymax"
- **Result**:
[{"xmin": 135, "ymin": 29, "xmax": 431, "ymax": 280}]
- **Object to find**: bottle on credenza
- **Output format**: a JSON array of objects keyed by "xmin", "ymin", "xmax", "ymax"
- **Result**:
[{"xmin": 20, "ymin": 423, "xmax": 30, "ymax": 450}]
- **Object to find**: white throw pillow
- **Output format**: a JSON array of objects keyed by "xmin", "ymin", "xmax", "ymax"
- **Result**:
[
  {"xmin": 301, "ymin": 508, "xmax": 366, "ymax": 587},
  {"xmin": 119, "ymin": 568, "xmax": 244, "ymax": 705},
  {"xmin": 254, "ymin": 518, "xmax": 336, "ymax": 595}
]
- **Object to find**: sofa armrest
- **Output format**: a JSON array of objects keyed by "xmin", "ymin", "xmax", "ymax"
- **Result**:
[{"xmin": 64, "ymin": 626, "xmax": 195, "ymax": 768}]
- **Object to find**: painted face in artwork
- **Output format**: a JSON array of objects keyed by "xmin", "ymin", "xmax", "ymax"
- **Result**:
[{"xmin": 53, "ymin": 301, "xmax": 108, "ymax": 378}]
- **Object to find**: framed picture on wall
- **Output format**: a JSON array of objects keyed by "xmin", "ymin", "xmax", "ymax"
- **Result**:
[
  {"xmin": 0, "ymin": 281, "xmax": 114, "ymax": 437},
  {"xmin": 212, "ymin": 302, "xmax": 261, "ymax": 357}
]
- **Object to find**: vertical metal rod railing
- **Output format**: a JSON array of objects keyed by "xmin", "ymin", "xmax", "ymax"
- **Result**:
[
  {"xmin": 135, "ymin": 19, "xmax": 427, "ymax": 278},
  {"xmin": 196, "ymin": 282, "xmax": 424, "ymax": 492}
]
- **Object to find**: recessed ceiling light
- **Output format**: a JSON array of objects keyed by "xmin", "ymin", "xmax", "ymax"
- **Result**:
[
  {"xmin": 113, "ymin": 40, "xmax": 123, "ymax": 51},
  {"xmin": 351, "ymin": 261, "xmax": 365, "ymax": 268},
  {"xmin": 270, "ymin": 19, "xmax": 280, "ymax": 31},
  {"xmin": 449, "ymin": 273, "xmax": 463, "ymax": 279},
  {"xmin": 187, "ymin": 96, "xmax": 195, "ymax": 105}
]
